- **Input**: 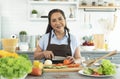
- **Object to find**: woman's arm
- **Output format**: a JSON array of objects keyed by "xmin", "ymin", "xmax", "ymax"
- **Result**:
[
  {"xmin": 66, "ymin": 46, "xmax": 81, "ymax": 64},
  {"xmin": 74, "ymin": 46, "xmax": 81, "ymax": 64},
  {"xmin": 34, "ymin": 45, "xmax": 54, "ymax": 60}
]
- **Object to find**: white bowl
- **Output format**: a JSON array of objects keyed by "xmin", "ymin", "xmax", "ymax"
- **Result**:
[{"xmin": 81, "ymin": 46, "xmax": 95, "ymax": 51}]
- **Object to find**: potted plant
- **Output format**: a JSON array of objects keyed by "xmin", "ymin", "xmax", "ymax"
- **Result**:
[
  {"xmin": 31, "ymin": 9, "xmax": 38, "ymax": 18},
  {"xmin": 19, "ymin": 31, "xmax": 28, "ymax": 42}
]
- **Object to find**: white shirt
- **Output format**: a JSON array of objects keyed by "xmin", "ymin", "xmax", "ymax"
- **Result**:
[{"xmin": 39, "ymin": 30, "xmax": 80, "ymax": 56}]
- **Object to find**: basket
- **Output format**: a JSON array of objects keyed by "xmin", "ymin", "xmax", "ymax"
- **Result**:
[{"xmin": 2, "ymin": 38, "xmax": 18, "ymax": 52}]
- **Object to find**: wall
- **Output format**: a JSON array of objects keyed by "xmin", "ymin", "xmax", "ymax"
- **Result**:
[
  {"xmin": 0, "ymin": 16, "xmax": 1, "ymax": 49},
  {"xmin": 0, "ymin": 0, "xmax": 120, "ymax": 50}
]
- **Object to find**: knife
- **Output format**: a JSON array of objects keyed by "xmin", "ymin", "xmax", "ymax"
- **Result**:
[{"xmin": 52, "ymin": 56, "xmax": 66, "ymax": 61}]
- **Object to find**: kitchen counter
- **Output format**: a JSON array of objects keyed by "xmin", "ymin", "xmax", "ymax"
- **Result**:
[
  {"xmin": 17, "ymin": 50, "xmax": 120, "ymax": 53},
  {"xmin": 26, "ymin": 66, "xmax": 120, "ymax": 79},
  {"xmin": 17, "ymin": 50, "xmax": 120, "ymax": 64}
]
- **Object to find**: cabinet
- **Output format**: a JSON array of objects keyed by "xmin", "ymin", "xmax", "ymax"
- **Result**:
[{"xmin": 28, "ymin": 0, "xmax": 79, "ymax": 21}]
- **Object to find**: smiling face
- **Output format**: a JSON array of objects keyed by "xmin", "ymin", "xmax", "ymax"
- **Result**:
[{"xmin": 50, "ymin": 12, "xmax": 66, "ymax": 33}]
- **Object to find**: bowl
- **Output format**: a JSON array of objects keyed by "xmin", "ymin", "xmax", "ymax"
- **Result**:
[
  {"xmin": 0, "ymin": 74, "xmax": 27, "ymax": 79},
  {"xmin": 81, "ymin": 46, "xmax": 95, "ymax": 51}
]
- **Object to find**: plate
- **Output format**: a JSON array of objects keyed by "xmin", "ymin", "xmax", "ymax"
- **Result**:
[{"xmin": 78, "ymin": 70, "xmax": 113, "ymax": 77}]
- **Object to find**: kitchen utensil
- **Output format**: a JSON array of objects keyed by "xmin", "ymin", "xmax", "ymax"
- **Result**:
[
  {"xmin": 44, "ymin": 67, "xmax": 82, "ymax": 72},
  {"xmin": 52, "ymin": 56, "xmax": 66, "ymax": 61},
  {"xmin": 51, "ymin": 56, "xmax": 66, "ymax": 64},
  {"xmin": 84, "ymin": 50, "xmax": 117, "ymax": 67}
]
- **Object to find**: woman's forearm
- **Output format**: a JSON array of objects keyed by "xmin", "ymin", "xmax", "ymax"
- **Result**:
[
  {"xmin": 34, "ymin": 51, "xmax": 44, "ymax": 60},
  {"xmin": 74, "ymin": 58, "xmax": 81, "ymax": 64}
]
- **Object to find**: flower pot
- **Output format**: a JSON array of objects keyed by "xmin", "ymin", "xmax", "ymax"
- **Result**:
[
  {"xmin": 19, "ymin": 35, "xmax": 28, "ymax": 42},
  {"xmin": 31, "ymin": 14, "xmax": 38, "ymax": 18}
]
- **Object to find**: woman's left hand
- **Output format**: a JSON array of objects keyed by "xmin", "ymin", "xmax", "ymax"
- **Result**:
[{"xmin": 66, "ymin": 56, "xmax": 75, "ymax": 64}]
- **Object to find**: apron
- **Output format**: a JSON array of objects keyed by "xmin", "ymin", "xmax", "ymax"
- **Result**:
[{"xmin": 46, "ymin": 31, "xmax": 72, "ymax": 63}]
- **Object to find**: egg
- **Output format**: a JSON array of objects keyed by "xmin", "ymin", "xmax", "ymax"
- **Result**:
[{"xmin": 44, "ymin": 60, "xmax": 52, "ymax": 65}]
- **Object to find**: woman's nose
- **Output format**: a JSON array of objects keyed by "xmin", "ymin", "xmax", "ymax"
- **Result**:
[{"xmin": 55, "ymin": 20, "xmax": 60, "ymax": 24}]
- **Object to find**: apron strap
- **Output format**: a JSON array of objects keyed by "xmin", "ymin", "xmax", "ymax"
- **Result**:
[
  {"xmin": 48, "ymin": 31, "xmax": 52, "ymax": 46},
  {"xmin": 47, "ymin": 31, "xmax": 71, "ymax": 48},
  {"xmin": 68, "ymin": 33, "xmax": 71, "ymax": 47}
]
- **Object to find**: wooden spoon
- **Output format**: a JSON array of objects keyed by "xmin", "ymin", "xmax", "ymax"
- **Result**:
[{"xmin": 84, "ymin": 50, "xmax": 117, "ymax": 67}]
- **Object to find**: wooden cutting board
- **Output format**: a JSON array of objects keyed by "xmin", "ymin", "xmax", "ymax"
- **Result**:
[{"xmin": 44, "ymin": 66, "xmax": 83, "ymax": 72}]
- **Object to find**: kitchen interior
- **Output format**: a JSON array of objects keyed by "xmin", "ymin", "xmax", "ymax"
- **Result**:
[{"xmin": 0, "ymin": 0, "xmax": 120, "ymax": 78}]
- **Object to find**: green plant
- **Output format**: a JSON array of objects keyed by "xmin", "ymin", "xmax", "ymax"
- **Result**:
[
  {"xmin": 19, "ymin": 31, "xmax": 27, "ymax": 35},
  {"xmin": 0, "ymin": 56, "xmax": 32, "ymax": 79},
  {"xmin": 32, "ymin": 10, "xmax": 38, "ymax": 14}
]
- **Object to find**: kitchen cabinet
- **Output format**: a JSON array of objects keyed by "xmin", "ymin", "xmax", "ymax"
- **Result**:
[
  {"xmin": 17, "ymin": 50, "xmax": 120, "ymax": 64},
  {"xmin": 28, "ymin": 0, "xmax": 79, "ymax": 21}
]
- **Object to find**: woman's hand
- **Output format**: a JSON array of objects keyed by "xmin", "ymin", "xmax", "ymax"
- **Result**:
[
  {"xmin": 43, "ymin": 51, "xmax": 54, "ymax": 59},
  {"xmin": 66, "ymin": 56, "xmax": 75, "ymax": 64}
]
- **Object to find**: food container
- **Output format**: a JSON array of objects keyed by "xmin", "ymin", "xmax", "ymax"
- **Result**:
[
  {"xmin": 81, "ymin": 46, "xmax": 95, "ymax": 51},
  {"xmin": 1, "ymin": 38, "xmax": 18, "ymax": 52}
]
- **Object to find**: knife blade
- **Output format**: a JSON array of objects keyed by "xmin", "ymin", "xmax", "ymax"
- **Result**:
[{"xmin": 52, "ymin": 56, "xmax": 66, "ymax": 61}]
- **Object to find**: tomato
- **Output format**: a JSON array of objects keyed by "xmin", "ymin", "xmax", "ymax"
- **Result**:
[
  {"xmin": 92, "ymin": 72, "xmax": 100, "ymax": 76},
  {"xmin": 30, "ymin": 67, "xmax": 42, "ymax": 76},
  {"xmin": 55, "ymin": 63, "xmax": 64, "ymax": 66},
  {"xmin": 67, "ymin": 64, "xmax": 80, "ymax": 68},
  {"xmin": 63, "ymin": 59, "xmax": 71, "ymax": 65}
]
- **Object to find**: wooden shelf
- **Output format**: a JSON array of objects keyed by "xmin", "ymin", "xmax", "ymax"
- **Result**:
[
  {"xmin": 29, "ymin": 1, "xmax": 78, "ymax": 5},
  {"xmin": 79, "ymin": 6, "xmax": 120, "ymax": 9}
]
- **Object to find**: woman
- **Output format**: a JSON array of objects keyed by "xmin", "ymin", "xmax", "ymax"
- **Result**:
[{"xmin": 34, "ymin": 9, "xmax": 81, "ymax": 64}]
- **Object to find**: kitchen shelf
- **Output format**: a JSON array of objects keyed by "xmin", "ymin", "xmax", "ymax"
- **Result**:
[
  {"xmin": 28, "ymin": 0, "xmax": 79, "ymax": 21},
  {"xmin": 29, "ymin": 17, "xmax": 77, "ymax": 21},
  {"xmin": 79, "ymin": 6, "xmax": 120, "ymax": 12},
  {"xmin": 29, "ymin": 1, "xmax": 78, "ymax": 5},
  {"xmin": 79, "ymin": 6, "xmax": 120, "ymax": 9}
]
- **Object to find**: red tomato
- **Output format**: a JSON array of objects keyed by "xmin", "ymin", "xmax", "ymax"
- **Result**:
[
  {"xmin": 63, "ymin": 59, "xmax": 71, "ymax": 65},
  {"xmin": 55, "ymin": 63, "xmax": 64, "ymax": 66},
  {"xmin": 30, "ymin": 67, "xmax": 42, "ymax": 76},
  {"xmin": 92, "ymin": 72, "xmax": 100, "ymax": 76}
]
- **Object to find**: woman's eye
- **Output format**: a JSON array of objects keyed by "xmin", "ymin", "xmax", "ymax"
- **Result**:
[
  {"xmin": 52, "ymin": 19, "xmax": 56, "ymax": 22},
  {"xmin": 58, "ymin": 17, "xmax": 63, "ymax": 21}
]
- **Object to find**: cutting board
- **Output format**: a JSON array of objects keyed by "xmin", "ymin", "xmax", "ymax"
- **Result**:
[{"xmin": 44, "ymin": 66, "xmax": 83, "ymax": 72}]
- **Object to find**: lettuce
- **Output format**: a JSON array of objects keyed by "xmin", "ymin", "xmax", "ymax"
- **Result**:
[
  {"xmin": 98, "ymin": 59, "xmax": 116, "ymax": 75},
  {"xmin": 0, "ymin": 56, "xmax": 32, "ymax": 79}
]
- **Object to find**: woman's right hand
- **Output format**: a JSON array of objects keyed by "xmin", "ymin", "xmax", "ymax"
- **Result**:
[{"xmin": 43, "ymin": 51, "xmax": 54, "ymax": 59}]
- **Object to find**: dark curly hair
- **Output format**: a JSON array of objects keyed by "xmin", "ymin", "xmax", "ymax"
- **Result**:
[{"xmin": 45, "ymin": 9, "xmax": 69, "ymax": 34}]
